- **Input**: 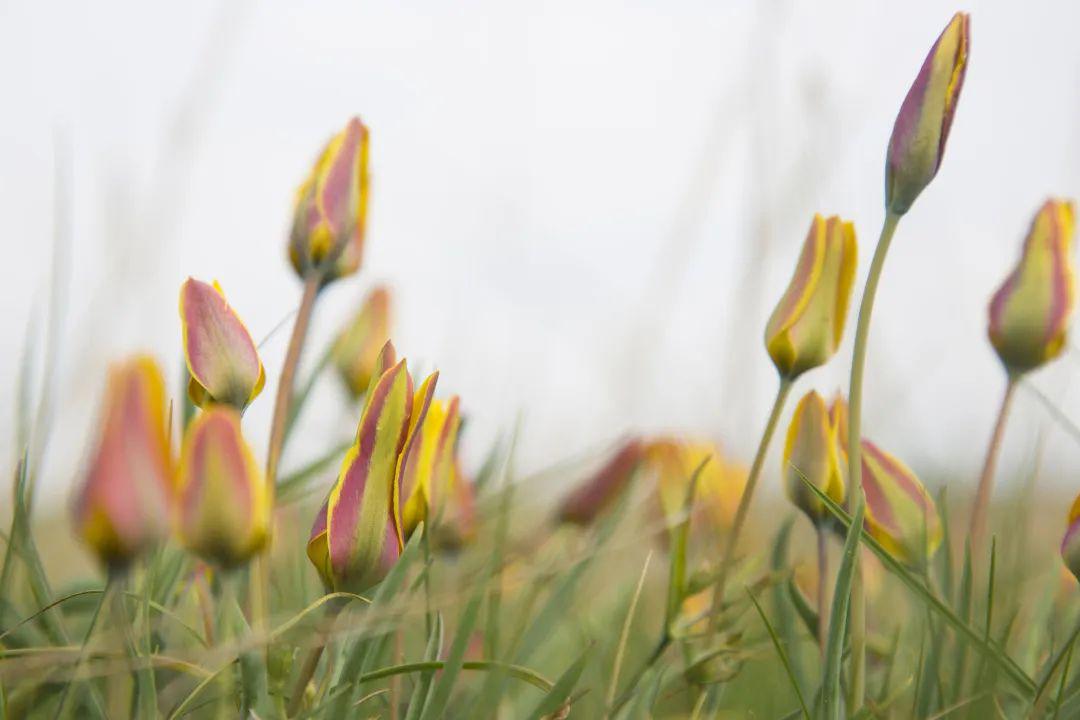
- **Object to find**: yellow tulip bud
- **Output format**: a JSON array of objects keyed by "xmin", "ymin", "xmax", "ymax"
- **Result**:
[
  {"xmin": 178, "ymin": 407, "xmax": 269, "ymax": 568},
  {"xmin": 765, "ymin": 215, "xmax": 858, "ymax": 379},
  {"xmin": 333, "ymin": 285, "xmax": 393, "ymax": 399},
  {"xmin": 988, "ymin": 199, "xmax": 1076, "ymax": 375},
  {"xmin": 783, "ymin": 391, "xmax": 845, "ymax": 527}
]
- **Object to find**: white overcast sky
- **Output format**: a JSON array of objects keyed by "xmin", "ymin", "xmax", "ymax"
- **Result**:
[{"xmin": 2, "ymin": 0, "xmax": 1080, "ymax": 509}]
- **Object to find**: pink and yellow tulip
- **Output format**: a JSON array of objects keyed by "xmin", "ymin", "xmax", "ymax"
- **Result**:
[
  {"xmin": 859, "ymin": 440, "xmax": 941, "ymax": 567},
  {"xmin": 885, "ymin": 13, "xmax": 970, "ymax": 215},
  {"xmin": 988, "ymin": 199, "xmax": 1076, "ymax": 375},
  {"xmin": 73, "ymin": 356, "xmax": 174, "ymax": 568},
  {"xmin": 399, "ymin": 395, "xmax": 462, "ymax": 537},
  {"xmin": 765, "ymin": 215, "xmax": 857, "ymax": 380},
  {"xmin": 557, "ymin": 438, "xmax": 644, "ymax": 526},
  {"xmin": 307, "ymin": 344, "xmax": 437, "ymax": 592},
  {"xmin": 178, "ymin": 407, "xmax": 269, "ymax": 568},
  {"xmin": 333, "ymin": 285, "xmax": 393, "ymax": 399},
  {"xmin": 783, "ymin": 391, "xmax": 845, "ymax": 527},
  {"xmin": 289, "ymin": 116, "xmax": 370, "ymax": 283},
  {"xmin": 180, "ymin": 277, "xmax": 265, "ymax": 411},
  {"xmin": 648, "ymin": 439, "xmax": 747, "ymax": 532}
]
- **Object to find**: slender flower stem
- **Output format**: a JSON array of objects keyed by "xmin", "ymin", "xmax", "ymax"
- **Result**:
[
  {"xmin": 267, "ymin": 273, "xmax": 324, "ymax": 494},
  {"xmin": 845, "ymin": 210, "xmax": 901, "ymax": 713},
  {"xmin": 709, "ymin": 377, "xmax": 794, "ymax": 631},
  {"xmin": 969, "ymin": 376, "xmax": 1017, "ymax": 555},
  {"xmin": 817, "ymin": 527, "xmax": 828, "ymax": 657}
]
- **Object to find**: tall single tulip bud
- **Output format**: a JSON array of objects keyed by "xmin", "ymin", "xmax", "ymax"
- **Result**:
[
  {"xmin": 178, "ymin": 407, "xmax": 269, "ymax": 568},
  {"xmin": 73, "ymin": 356, "xmax": 174, "ymax": 568},
  {"xmin": 333, "ymin": 285, "xmax": 393, "ymax": 398},
  {"xmin": 557, "ymin": 438, "xmax": 644, "ymax": 526},
  {"xmin": 859, "ymin": 440, "xmax": 941, "ymax": 567},
  {"xmin": 765, "ymin": 215, "xmax": 858, "ymax": 379},
  {"xmin": 1061, "ymin": 493, "xmax": 1080, "ymax": 583},
  {"xmin": 289, "ymin": 117, "xmax": 370, "ymax": 283},
  {"xmin": 400, "ymin": 395, "xmax": 461, "ymax": 537},
  {"xmin": 988, "ymin": 199, "xmax": 1076, "ymax": 375},
  {"xmin": 307, "ymin": 359, "xmax": 436, "ymax": 592},
  {"xmin": 885, "ymin": 13, "xmax": 970, "ymax": 215},
  {"xmin": 180, "ymin": 278, "xmax": 265, "ymax": 411},
  {"xmin": 783, "ymin": 391, "xmax": 845, "ymax": 527}
]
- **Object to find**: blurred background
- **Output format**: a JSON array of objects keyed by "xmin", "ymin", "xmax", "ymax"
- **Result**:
[{"xmin": 3, "ymin": 0, "xmax": 1080, "ymax": 514}]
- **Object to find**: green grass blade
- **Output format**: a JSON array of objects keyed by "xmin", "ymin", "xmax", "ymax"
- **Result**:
[
  {"xmin": 404, "ymin": 612, "xmax": 444, "ymax": 720},
  {"xmin": 524, "ymin": 648, "xmax": 589, "ymax": 720},
  {"xmin": 819, "ymin": 490, "xmax": 864, "ymax": 720},
  {"xmin": 605, "ymin": 552, "xmax": 652, "ymax": 715},
  {"xmin": 421, "ymin": 591, "xmax": 484, "ymax": 720},
  {"xmin": 747, "ymin": 588, "xmax": 810, "ymax": 719}
]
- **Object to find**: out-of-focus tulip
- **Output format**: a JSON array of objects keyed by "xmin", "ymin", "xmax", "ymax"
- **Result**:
[
  {"xmin": 307, "ymin": 353, "xmax": 437, "ymax": 592},
  {"xmin": 828, "ymin": 392, "xmax": 849, "ymax": 454},
  {"xmin": 289, "ymin": 117, "xmax": 370, "ymax": 283},
  {"xmin": 73, "ymin": 356, "xmax": 174, "ymax": 568},
  {"xmin": 557, "ymin": 438, "xmax": 644, "ymax": 526},
  {"xmin": 648, "ymin": 439, "xmax": 747, "ymax": 532},
  {"xmin": 180, "ymin": 278, "xmax": 265, "ymax": 411},
  {"xmin": 885, "ymin": 13, "xmax": 970, "ymax": 216},
  {"xmin": 859, "ymin": 440, "xmax": 941, "ymax": 567},
  {"xmin": 333, "ymin": 285, "xmax": 392, "ymax": 399},
  {"xmin": 783, "ymin": 391, "xmax": 845, "ymax": 526},
  {"xmin": 434, "ymin": 456, "xmax": 478, "ymax": 550},
  {"xmin": 765, "ymin": 215, "xmax": 857, "ymax": 380},
  {"xmin": 399, "ymin": 396, "xmax": 460, "ymax": 537},
  {"xmin": 177, "ymin": 407, "xmax": 269, "ymax": 568},
  {"xmin": 988, "ymin": 199, "xmax": 1076, "ymax": 375},
  {"xmin": 1061, "ymin": 493, "xmax": 1080, "ymax": 582}
]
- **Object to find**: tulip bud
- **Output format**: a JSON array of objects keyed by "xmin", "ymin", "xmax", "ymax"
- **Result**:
[
  {"xmin": 828, "ymin": 392, "xmax": 849, "ymax": 455},
  {"xmin": 289, "ymin": 117, "xmax": 370, "ymax": 283},
  {"xmin": 859, "ymin": 440, "xmax": 941, "ymax": 567},
  {"xmin": 399, "ymin": 395, "xmax": 461, "ymax": 537},
  {"xmin": 765, "ymin": 215, "xmax": 858, "ymax": 379},
  {"xmin": 647, "ymin": 439, "xmax": 746, "ymax": 532},
  {"xmin": 73, "ymin": 356, "xmax": 174, "ymax": 568},
  {"xmin": 434, "ymin": 456, "xmax": 479, "ymax": 551},
  {"xmin": 557, "ymin": 438, "xmax": 644, "ymax": 526},
  {"xmin": 783, "ymin": 391, "xmax": 845, "ymax": 526},
  {"xmin": 180, "ymin": 278, "xmax": 265, "ymax": 411},
  {"xmin": 177, "ymin": 407, "xmax": 269, "ymax": 568},
  {"xmin": 333, "ymin": 286, "xmax": 393, "ymax": 398},
  {"xmin": 1060, "ymin": 494, "xmax": 1080, "ymax": 582},
  {"xmin": 988, "ymin": 199, "xmax": 1076, "ymax": 375},
  {"xmin": 307, "ymin": 359, "xmax": 435, "ymax": 592},
  {"xmin": 885, "ymin": 13, "xmax": 970, "ymax": 216}
]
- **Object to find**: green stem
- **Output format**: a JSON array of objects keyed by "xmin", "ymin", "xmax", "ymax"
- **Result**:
[
  {"xmin": 845, "ymin": 210, "xmax": 901, "ymax": 714},
  {"xmin": 817, "ymin": 526, "xmax": 829, "ymax": 658},
  {"xmin": 52, "ymin": 578, "xmax": 113, "ymax": 720},
  {"xmin": 969, "ymin": 376, "xmax": 1017, "ymax": 557},
  {"xmin": 709, "ymin": 376, "xmax": 794, "ymax": 631}
]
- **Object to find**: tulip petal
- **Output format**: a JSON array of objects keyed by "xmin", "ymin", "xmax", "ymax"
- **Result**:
[
  {"xmin": 783, "ymin": 391, "xmax": 845, "ymax": 525},
  {"xmin": 180, "ymin": 278, "xmax": 264, "ymax": 410},
  {"xmin": 860, "ymin": 440, "xmax": 941, "ymax": 566}
]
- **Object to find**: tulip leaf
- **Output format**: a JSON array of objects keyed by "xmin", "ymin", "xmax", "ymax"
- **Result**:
[
  {"xmin": 786, "ymin": 575, "xmax": 818, "ymax": 643},
  {"xmin": 523, "ymin": 647, "xmax": 589, "ymax": 720},
  {"xmin": 666, "ymin": 457, "xmax": 707, "ymax": 631},
  {"xmin": 797, "ymin": 472, "xmax": 1037, "ymax": 697},
  {"xmin": 819, "ymin": 485, "xmax": 864, "ymax": 720},
  {"xmin": 405, "ymin": 612, "xmax": 444, "ymax": 720},
  {"xmin": 747, "ymin": 588, "xmax": 811, "ymax": 720}
]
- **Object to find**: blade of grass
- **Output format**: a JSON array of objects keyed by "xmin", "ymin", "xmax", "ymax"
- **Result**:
[
  {"xmin": 1051, "ymin": 628, "xmax": 1078, "ymax": 720},
  {"xmin": 524, "ymin": 648, "xmax": 589, "ymax": 720},
  {"xmin": 605, "ymin": 552, "xmax": 652, "ymax": 716},
  {"xmin": 420, "ymin": 590, "xmax": 484, "ymax": 720},
  {"xmin": 747, "ymin": 588, "xmax": 810, "ymax": 719},
  {"xmin": 404, "ymin": 613, "xmax": 444, "ymax": 720},
  {"xmin": 819, "ymin": 488, "xmax": 865, "ymax": 719}
]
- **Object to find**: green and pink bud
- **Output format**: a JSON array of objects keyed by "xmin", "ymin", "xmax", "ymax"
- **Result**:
[
  {"xmin": 177, "ymin": 407, "xmax": 269, "ymax": 568},
  {"xmin": 988, "ymin": 199, "xmax": 1076, "ymax": 375},
  {"xmin": 765, "ymin": 214, "xmax": 858, "ymax": 379},
  {"xmin": 859, "ymin": 440, "xmax": 941, "ymax": 567},
  {"xmin": 333, "ymin": 285, "xmax": 393, "ymax": 399},
  {"xmin": 783, "ymin": 391, "xmax": 846, "ymax": 527},
  {"xmin": 885, "ymin": 13, "xmax": 970, "ymax": 215},
  {"xmin": 180, "ymin": 278, "xmax": 265, "ymax": 412},
  {"xmin": 289, "ymin": 116, "xmax": 370, "ymax": 284},
  {"xmin": 307, "ymin": 356, "xmax": 436, "ymax": 592},
  {"xmin": 73, "ymin": 356, "xmax": 174, "ymax": 569}
]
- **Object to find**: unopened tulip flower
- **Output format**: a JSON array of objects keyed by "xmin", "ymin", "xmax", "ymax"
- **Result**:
[
  {"xmin": 333, "ymin": 285, "xmax": 392, "ymax": 399},
  {"xmin": 647, "ymin": 439, "xmax": 746, "ymax": 532},
  {"xmin": 828, "ymin": 393, "xmax": 849, "ymax": 454},
  {"xmin": 73, "ymin": 356, "xmax": 174, "ymax": 568},
  {"xmin": 399, "ymin": 396, "xmax": 461, "ymax": 536},
  {"xmin": 178, "ymin": 407, "xmax": 269, "ymax": 568},
  {"xmin": 435, "ymin": 457, "xmax": 478, "ymax": 550},
  {"xmin": 289, "ymin": 117, "xmax": 370, "ymax": 283},
  {"xmin": 783, "ymin": 391, "xmax": 845, "ymax": 527},
  {"xmin": 765, "ymin": 214, "xmax": 858, "ymax": 380},
  {"xmin": 988, "ymin": 199, "xmax": 1076, "ymax": 376},
  {"xmin": 180, "ymin": 278, "xmax": 265, "ymax": 411},
  {"xmin": 885, "ymin": 13, "xmax": 970, "ymax": 216},
  {"xmin": 557, "ymin": 438, "xmax": 644, "ymax": 526},
  {"xmin": 859, "ymin": 440, "xmax": 941, "ymax": 567},
  {"xmin": 1061, "ymin": 493, "xmax": 1080, "ymax": 583},
  {"xmin": 307, "ymin": 357, "xmax": 437, "ymax": 592}
]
